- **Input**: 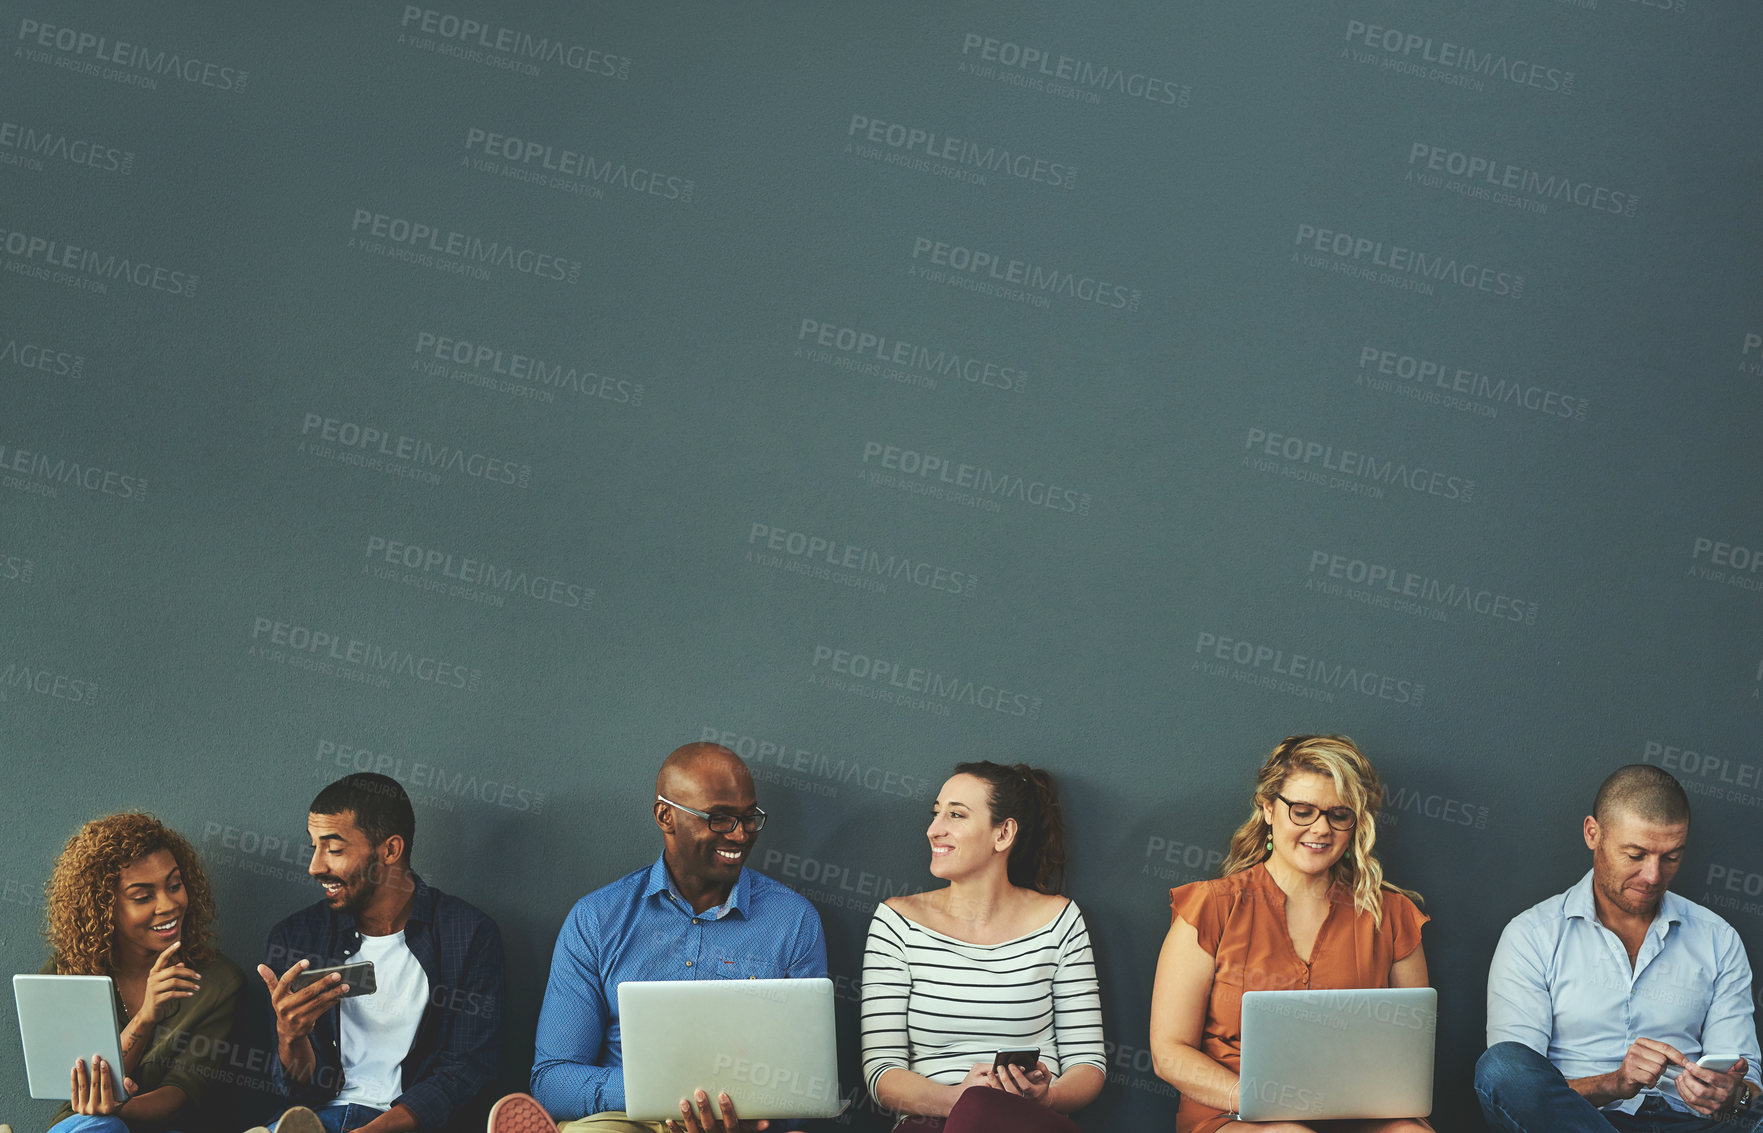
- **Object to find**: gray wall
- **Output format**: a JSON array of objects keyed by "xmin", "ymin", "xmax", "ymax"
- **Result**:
[{"xmin": 4, "ymin": 3, "xmax": 1761, "ymax": 1130}]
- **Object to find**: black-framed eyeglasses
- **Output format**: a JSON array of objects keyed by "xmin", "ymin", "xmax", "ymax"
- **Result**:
[
  {"xmin": 1275, "ymin": 794, "xmax": 1357, "ymax": 831},
  {"xmin": 657, "ymin": 795, "xmax": 767, "ymax": 834}
]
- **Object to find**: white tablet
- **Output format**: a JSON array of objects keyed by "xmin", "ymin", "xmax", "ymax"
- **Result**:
[
  {"xmin": 14, "ymin": 974, "xmax": 130, "ymax": 1101},
  {"xmin": 617, "ymin": 977, "xmax": 844, "ymax": 1121}
]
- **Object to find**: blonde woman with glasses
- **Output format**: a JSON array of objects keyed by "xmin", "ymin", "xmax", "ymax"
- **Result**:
[{"xmin": 1148, "ymin": 735, "xmax": 1432, "ymax": 1133}]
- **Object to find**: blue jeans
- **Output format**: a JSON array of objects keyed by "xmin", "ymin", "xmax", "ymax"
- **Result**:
[
  {"xmin": 1476, "ymin": 1042, "xmax": 1763, "ymax": 1133},
  {"xmin": 269, "ymin": 1104, "xmax": 387, "ymax": 1133},
  {"xmin": 47, "ymin": 1117, "xmax": 164, "ymax": 1133}
]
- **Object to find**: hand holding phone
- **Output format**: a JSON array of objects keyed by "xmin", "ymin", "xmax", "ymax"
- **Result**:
[{"xmin": 291, "ymin": 960, "xmax": 376, "ymax": 997}]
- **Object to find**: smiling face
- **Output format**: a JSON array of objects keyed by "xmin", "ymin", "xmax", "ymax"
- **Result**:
[
  {"xmin": 657, "ymin": 749, "xmax": 762, "ymax": 896},
  {"xmin": 1585, "ymin": 809, "xmax": 1686, "ymax": 920},
  {"xmin": 307, "ymin": 809, "xmax": 392, "ymax": 916},
  {"xmin": 927, "ymin": 773, "xmax": 1012, "ymax": 881},
  {"xmin": 112, "ymin": 848, "xmax": 187, "ymax": 964},
  {"xmin": 1261, "ymin": 769, "xmax": 1354, "ymax": 880}
]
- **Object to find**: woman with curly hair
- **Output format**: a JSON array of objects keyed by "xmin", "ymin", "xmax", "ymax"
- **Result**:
[
  {"xmin": 39, "ymin": 812, "xmax": 243, "ymax": 1133},
  {"xmin": 1148, "ymin": 735, "xmax": 1432, "ymax": 1133}
]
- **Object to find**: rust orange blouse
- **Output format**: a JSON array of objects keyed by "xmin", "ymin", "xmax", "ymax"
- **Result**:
[{"xmin": 1167, "ymin": 864, "xmax": 1428, "ymax": 1133}]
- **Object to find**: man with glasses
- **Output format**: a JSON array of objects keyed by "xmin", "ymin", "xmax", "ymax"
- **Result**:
[
  {"xmin": 1474, "ymin": 764, "xmax": 1762, "ymax": 1132},
  {"xmin": 489, "ymin": 742, "xmax": 827, "ymax": 1133}
]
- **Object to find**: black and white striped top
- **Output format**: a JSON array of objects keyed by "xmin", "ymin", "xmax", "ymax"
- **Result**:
[{"xmin": 860, "ymin": 899, "xmax": 1106, "ymax": 1097}]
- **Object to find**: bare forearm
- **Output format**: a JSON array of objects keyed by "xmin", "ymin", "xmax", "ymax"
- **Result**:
[
  {"xmin": 1153, "ymin": 1043, "xmax": 1238, "ymax": 1113},
  {"xmin": 1567, "ymin": 1072, "xmax": 1624, "ymax": 1109},
  {"xmin": 874, "ymin": 1067, "xmax": 962, "ymax": 1117},
  {"xmin": 278, "ymin": 1034, "xmax": 317, "ymax": 1084},
  {"xmin": 1044, "ymin": 1065, "xmax": 1104, "ymax": 1113}
]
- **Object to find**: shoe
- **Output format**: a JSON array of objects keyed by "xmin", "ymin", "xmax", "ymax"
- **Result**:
[
  {"xmin": 487, "ymin": 1093, "xmax": 557, "ymax": 1133},
  {"xmin": 275, "ymin": 1106, "xmax": 325, "ymax": 1133}
]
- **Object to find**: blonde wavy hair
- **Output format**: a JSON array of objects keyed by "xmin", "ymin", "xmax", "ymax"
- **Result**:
[
  {"xmin": 1219, "ymin": 735, "xmax": 1421, "ymax": 925},
  {"xmin": 45, "ymin": 813, "xmax": 216, "ymax": 975}
]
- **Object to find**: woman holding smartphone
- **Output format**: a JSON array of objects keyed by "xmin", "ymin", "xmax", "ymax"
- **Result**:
[
  {"xmin": 1148, "ymin": 735, "xmax": 1432, "ymax": 1133},
  {"xmin": 39, "ymin": 812, "xmax": 244, "ymax": 1133},
  {"xmin": 860, "ymin": 762, "xmax": 1105, "ymax": 1131}
]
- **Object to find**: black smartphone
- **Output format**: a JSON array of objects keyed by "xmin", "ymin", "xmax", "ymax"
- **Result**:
[
  {"xmin": 291, "ymin": 960, "xmax": 376, "ymax": 997},
  {"xmin": 993, "ymin": 1047, "xmax": 1040, "ymax": 1074}
]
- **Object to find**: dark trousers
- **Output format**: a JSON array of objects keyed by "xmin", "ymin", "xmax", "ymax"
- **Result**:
[{"xmin": 1475, "ymin": 1042, "xmax": 1763, "ymax": 1133}]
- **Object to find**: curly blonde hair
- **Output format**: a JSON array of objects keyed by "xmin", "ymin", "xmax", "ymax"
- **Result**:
[
  {"xmin": 45, "ymin": 813, "xmax": 216, "ymax": 975},
  {"xmin": 1219, "ymin": 735, "xmax": 1422, "ymax": 925}
]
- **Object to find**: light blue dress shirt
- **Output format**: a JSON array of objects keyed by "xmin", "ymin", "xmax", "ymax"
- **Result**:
[
  {"xmin": 1486, "ymin": 869, "xmax": 1761, "ymax": 1115},
  {"xmin": 530, "ymin": 855, "xmax": 829, "ymax": 1119}
]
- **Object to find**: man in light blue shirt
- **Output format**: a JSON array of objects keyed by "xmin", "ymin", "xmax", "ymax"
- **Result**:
[
  {"xmin": 1475, "ymin": 764, "xmax": 1762, "ymax": 1132},
  {"xmin": 487, "ymin": 742, "xmax": 828, "ymax": 1133}
]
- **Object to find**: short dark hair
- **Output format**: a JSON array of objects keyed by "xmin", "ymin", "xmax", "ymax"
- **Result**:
[
  {"xmin": 1592, "ymin": 764, "xmax": 1690, "ymax": 827},
  {"xmin": 311, "ymin": 773, "xmax": 416, "ymax": 859}
]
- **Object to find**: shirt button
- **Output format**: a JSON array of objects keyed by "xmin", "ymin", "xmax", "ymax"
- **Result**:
[
  {"xmin": 693, "ymin": 919, "xmax": 700, "ymax": 925},
  {"xmin": 685, "ymin": 960, "xmax": 693, "ymax": 967}
]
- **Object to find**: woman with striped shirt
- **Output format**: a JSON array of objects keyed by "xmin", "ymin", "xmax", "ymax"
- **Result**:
[{"xmin": 860, "ymin": 762, "xmax": 1106, "ymax": 1131}]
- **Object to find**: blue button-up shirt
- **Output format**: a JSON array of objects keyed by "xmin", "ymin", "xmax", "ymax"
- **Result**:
[
  {"xmin": 530, "ymin": 856, "xmax": 829, "ymax": 1119},
  {"xmin": 265, "ymin": 874, "xmax": 505, "ymax": 1131},
  {"xmin": 1487, "ymin": 870, "xmax": 1761, "ymax": 1115}
]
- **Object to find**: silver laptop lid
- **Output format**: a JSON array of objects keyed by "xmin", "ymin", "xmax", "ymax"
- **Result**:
[
  {"xmin": 1237, "ymin": 987, "xmax": 1436, "ymax": 1121},
  {"xmin": 617, "ymin": 977, "xmax": 844, "ymax": 1121}
]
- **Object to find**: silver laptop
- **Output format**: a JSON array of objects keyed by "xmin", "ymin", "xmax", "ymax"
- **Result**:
[
  {"xmin": 617, "ymin": 977, "xmax": 844, "ymax": 1121},
  {"xmin": 1237, "ymin": 987, "xmax": 1436, "ymax": 1121},
  {"xmin": 14, "ymin": 975, "xmax": 130, "ymax": 1101}
]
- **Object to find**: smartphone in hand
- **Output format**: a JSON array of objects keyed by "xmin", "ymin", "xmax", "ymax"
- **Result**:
[{"xmin": 291, "ymin": 960, "xmax": 376, "ymax": 997}]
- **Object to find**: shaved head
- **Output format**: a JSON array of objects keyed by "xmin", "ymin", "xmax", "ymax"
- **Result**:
[
  {"xmin": 656, "ymin": 742, "xmax": 751, "ymax": 801},
  {"xmin": 1592, "ymin": 764, "xmax": 1690, "ymax": 827}
]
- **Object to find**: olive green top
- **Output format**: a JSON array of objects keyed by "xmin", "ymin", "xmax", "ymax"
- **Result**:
[{"xmin": 40, "ymin": 950, "xmax": 244, "ymax": 1130}]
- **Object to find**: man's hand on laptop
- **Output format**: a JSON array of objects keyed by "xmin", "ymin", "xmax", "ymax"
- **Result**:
[
  {"xmin": 1674, "ymin": 1057, "xmax": 1750, "ymax": 1118},
  {"xmin": 666, "ymin": 1087, "xmax": 800, "ymax": 1133}
]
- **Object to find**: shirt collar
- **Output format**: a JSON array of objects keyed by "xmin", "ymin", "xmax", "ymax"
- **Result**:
[
  {"xmin": 644, "ymin": 854, "xmax": 748, "ymax": 920},
  {"xmin": 1563, "ymin": 869, "xmax": 1685, "ymax": 934}
]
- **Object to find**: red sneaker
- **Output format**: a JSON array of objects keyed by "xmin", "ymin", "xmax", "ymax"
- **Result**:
[{"xmin": 487, "ymin": 1093, "xmax": 558, "ymax": 1133}]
